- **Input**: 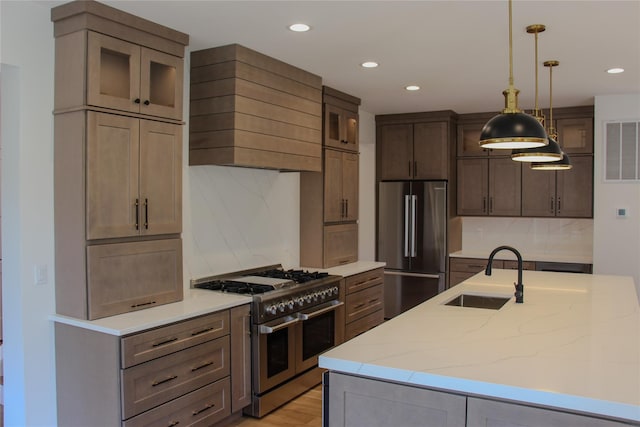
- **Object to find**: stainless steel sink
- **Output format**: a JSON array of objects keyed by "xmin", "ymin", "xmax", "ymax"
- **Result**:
[{"xmin": 444, "ymin": 294, "xmax": 511, "ymax": 310}]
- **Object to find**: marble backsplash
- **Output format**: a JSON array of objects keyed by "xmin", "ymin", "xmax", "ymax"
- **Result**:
[
  {"xmin": 460, "ymin": 217, "xmax": 594, "ymax": 260},
  {"xmin": 183, "ymin": 165, "xmax": 300, "ymax": 281}
]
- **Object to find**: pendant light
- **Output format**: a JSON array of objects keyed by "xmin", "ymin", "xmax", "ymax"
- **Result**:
[
  {"xmin": 531, "ymin": 60, "xmax": 573, "ymax": 170},
  {"xmin": 479, "ymin": 0, "xmax": 548, "ymax": 150},
  {"xmin": 511, "ymin": 24, "xmax": 563, "ymax": 162}
]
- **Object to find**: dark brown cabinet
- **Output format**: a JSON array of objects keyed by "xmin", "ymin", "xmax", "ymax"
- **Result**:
[
  {"xmin": 457, "ymin": 158, "xmax": 521, "ymax": 216},
  {"xmin": 522, "ymin": 155, "xmax": 593, "ymax": 217},
  {"xmin": 456, "ymin": 112, "xmax": 506, "ymax": 157},
  {"xmin": 378, "ymin": 121, "xmax": 451, "ymax": 180}
]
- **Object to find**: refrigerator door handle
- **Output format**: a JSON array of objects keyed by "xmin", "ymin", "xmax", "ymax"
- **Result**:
[
  {"xmin": 411, "ymin": 194, "xmax": 417, "ymax": 257},
  {"xmin": 404, "ymin": 195, "xmax": 410, "ymax": 257}
]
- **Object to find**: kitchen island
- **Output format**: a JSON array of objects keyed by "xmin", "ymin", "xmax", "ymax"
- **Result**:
[{"xmin": 319, "ymin": 269, "xmax": 640, "ymax": 426}]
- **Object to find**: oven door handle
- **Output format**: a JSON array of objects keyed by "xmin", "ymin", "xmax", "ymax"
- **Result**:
[
  {"xmin": 298, "ymin": 300, "xmax": 344, "ymax": 321},
  {"xmin": 258, "ymin": 316, "xmax": 299, "ymax": 334}
]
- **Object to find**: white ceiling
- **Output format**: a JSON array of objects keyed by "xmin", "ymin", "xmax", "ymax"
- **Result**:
[{"xmin": 59, "ymin": 0, "xmax": 640, "ymax": 115}]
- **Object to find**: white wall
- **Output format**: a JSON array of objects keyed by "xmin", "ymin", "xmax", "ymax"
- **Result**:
[
  {"xmin": 593, "ymin": 94, "xmax": 640, "ymax": 291},
  {"xmin": 1, "ymin": 2, "xmax": 57, "ymax": 426}
]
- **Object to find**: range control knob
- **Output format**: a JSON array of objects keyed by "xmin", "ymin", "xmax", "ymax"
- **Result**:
[
  {"xmin": 305, "ymin": 294, "xmax": 312, "ymax": 303},
  {"xmin": 287, "ymin": 299, "xmax": 295, "ymax": 309},
  {"xmin": 266, "ymin": 305, "xmax": 277, "ymax": 315},
  {"xmin": 277, "ymin": 302, "xmax": 285, "ymax": 312},
  {"xmin": 332, "ymin": 286, "xmax": 339, "ymax": 295}
]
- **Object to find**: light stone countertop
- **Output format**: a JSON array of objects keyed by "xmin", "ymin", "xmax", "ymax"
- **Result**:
[
  {"xmin": 319, "ymin": 269, "xmax": 640, "ymax": 422},
  {"xmin": 449, "ymin": 249, "xmax": 593, "ymax": 264},
  {"xmin": 51, "ymin": 288, "xmax": 252, "ymax": 336},
  {"xmin": 299, "ymin": 260, "xmax": 386, "ymax": 277}
]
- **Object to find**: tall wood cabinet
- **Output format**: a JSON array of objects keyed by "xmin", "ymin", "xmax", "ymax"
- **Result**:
[
  {"xmin": 52, "ymin": 1, "xmax": 189, "ymax": 319},
  {"xmin": 301, "ymin": 87, "xmax": 360, "ymax": 268}
]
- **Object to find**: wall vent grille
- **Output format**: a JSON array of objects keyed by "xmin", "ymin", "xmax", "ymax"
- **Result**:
[{"xmin": 604, "ymin": 121, "xmax": 640, "ymax": 182}]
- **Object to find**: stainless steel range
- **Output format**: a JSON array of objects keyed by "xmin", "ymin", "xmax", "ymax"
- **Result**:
[{"xmin": 192, "ymin": 265, "xmax": 344, "ymax": 418}]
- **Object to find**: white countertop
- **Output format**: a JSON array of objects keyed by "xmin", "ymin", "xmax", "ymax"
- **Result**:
[
  {"xmin": 319, "ymin": 270, "xmax": 640, "ymax": 422},
  {"xmin": 51, "ymin": 288, "xmax": 252, "ymax": 336},
  {"xmin": 450, "ymin": 250, "xmax": 593, "ymax": 264},
  {"xmin": 300, "ymin": 261, "xmax": 386, "ymax": 277}
]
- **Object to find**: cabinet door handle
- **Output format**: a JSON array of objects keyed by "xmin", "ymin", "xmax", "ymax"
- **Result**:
[
  {"xmin": 408, "ymin": 161, "xmax": 412, "ymax": 177},
  {"xmin": 550, "ymin": 197, "xmax": 555, "ymax": 213},
  {"xmin": 489, "ymin": 197, "xmax": 493, "ymax": 214},
  {"xmin": 135, "ymin": 198, "xmax": 140, "ymax": 230},
  {"xmin": 482, "ymin": 197, "xmax": 487, "ymax": 214},
  {"xmin": 557, "ymin": 197, "xmax": 561, "ymax": 214},
  {"xmin": 134, "ymin": 98, "xmax": 141, "ymax": 104},
  {"xmin": 414, "ymin": 161, "xmax": 417, "ymax": 177},
  {"xmin": 144, "ymin": 100, "xmax": 150, "ymax": 106},
  {"xmin": 144, "ymin": 198, "xmax": 149, "ymax": 229},
  {"xmin": 152, "ymin": 375, "xmax": 178, "ymax": 387},
  {"xmin": 345, "ymin": 199, "xmax": 349, "ymax": 218}
]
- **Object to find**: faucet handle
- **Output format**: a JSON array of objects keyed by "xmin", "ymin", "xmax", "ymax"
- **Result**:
[{"xmin": 514, "ymin": 282, "xmax": 524, "ymax": 304}]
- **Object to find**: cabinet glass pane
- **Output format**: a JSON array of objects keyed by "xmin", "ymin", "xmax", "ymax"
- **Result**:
[
  {"xmin": 149, "ymin": 61, "xmax": 176, "ymax": 107},
  {"xmin": 328, "ymin": 111, "xmax": 340, "ymax": 141},
  {"xmin": 462, "ymin": 127, "xmax": 484, "ymax": 154},
  {"xmin": 100, "ymin": 48, "xmax": 131, "ymax": 99},
  {"xmin": 346, "ymin": 117, "xmax": 357, "ymax": 145}
]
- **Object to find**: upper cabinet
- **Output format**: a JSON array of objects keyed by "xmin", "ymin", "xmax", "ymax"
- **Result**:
[
  {"xmin": 324, "ymin": 149, "xmax": 359, "ymax": 223},
  {"xmin": 189, "ymin": 44, "xmax": 323, "ymax": 172},
  {"xmin": 325, "ymin": 104, "xmax": 359, "ymax": 152},
  {"xmin": 551, "ymin": 106, "xmax": 594, "ymax": 154},
  {"xmin": 457, "ymin": 158, "xmax": 522, "ymax": 216},
  {"xmin": 86, "ymin": 32, "xmax": 183, "ymax": 120},
  {"xmin": 457, "ymin": 112, "xmax": 505, "ymax": 157},
  {"xmin": 376, "ymin": 111, "xmax": 457, "ymax": 181},
  {"xmin": 52, "ymin": 1, "xmax": 188, "ymax": 121}
]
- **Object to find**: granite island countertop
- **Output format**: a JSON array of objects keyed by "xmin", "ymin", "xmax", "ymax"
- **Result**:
[{"xmin": 319, "ymin": 269, "xmax": 640, "ymax": 423}]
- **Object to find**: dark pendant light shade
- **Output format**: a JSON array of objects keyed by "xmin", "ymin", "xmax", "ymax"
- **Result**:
[
  {"xmin": 531, "ymin": 146, "xmax": 573, "ymax": 170},
  {"xmin": 480, "ymin": 112, "xmax": 548, "ymax": 149},
  {"xmin": 511, "ymin": 135, "xmax": 563, "ymax": 162}
]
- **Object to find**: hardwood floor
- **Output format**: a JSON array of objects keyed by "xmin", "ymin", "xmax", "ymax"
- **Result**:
[{"xmin": 227, "ymin": 385, "xmax": 323, "ymax": 427}]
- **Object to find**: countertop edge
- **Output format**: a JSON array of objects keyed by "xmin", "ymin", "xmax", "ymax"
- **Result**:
[
  {"xmin": 449, "ymin": 250, "xmax": 593, "ymax": 265},
  {"xmin": 299, "ymin": 260, "xmax": 386, "ymax": 277},
  {"xmin": 318, "ymin": 356, "xmax": 640, "ymax": 423}
]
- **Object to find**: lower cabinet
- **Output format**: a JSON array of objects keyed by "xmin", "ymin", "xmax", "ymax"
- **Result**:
[
  {"xmin": 323, "ymin": 223, "xmax": 358, "ymax": 267},
  {"xmin": 327, "ymin": 372, "xmax": 466, "ymax": 427},
  {"xmin": 326, "ymin": 373, "xmax": 632, "ymax": 427},
  {"xmin": 344, "ymin": 268, "xmax": 384, "ymax": 340},
  {"xmin": 55, "ymin": 305, "xmax": 251, "ymax": 426},
  {"xmin": 466, "ymin": 397, "xmax": 630, "ymax": 427}
]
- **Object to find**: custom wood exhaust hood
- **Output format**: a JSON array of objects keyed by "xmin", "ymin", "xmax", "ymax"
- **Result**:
[{"xmin": 189, "ymin": 44, "xmax": 323, "ymax": 172}]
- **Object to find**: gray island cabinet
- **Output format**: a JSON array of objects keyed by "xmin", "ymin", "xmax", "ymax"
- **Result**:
[{"xmin": 320, "ymin": 270, "xmax": 640, "ymax": 427}]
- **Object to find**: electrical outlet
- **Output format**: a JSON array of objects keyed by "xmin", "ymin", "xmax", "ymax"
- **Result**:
[{"xmin": 34, "ymin": 264, "xmax": 48, "ymax": 285}]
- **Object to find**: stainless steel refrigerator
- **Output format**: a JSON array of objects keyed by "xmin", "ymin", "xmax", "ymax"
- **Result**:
[{"xmin": 377, "ymin": 181, "xmax": 447, "ymax": 318}]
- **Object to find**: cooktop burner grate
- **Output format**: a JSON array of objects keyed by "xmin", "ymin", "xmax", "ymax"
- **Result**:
[{"xmin": 195, "ymin": 280, "xmax": 275, "ymax": 294}]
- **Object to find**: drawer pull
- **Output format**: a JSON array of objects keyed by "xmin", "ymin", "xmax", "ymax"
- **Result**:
[
  {"xmin": 191, "ymin": 327, "xmax": 214, "ymax": 336},
  {"xmin": 191, "ymin": 361, "xmax": 214, "ymax": 372},
  {"xmin": 368, "ymin": 299, "xmax": 379, "ymax": 304},
  {"xmin": 192, "ymin": 403, "xmax": 215, "ymax": 416},
  {"xmin": 353, "ymin": 303, "xmax": 366, "ymax": 310},
  {"xmin": 168, "ymin": 422, "xmax": 180, "ymax": 427},
  {"xmin": 131, "ymin": 300, "xmax": 156, "ymax": 308},
  {"xmin": 152, "ymin": 375, "xmax": 178, "ymax": 387},
  {"xmin": 152, "ymin": 337, "xmax": 178, "ymax": 347}
]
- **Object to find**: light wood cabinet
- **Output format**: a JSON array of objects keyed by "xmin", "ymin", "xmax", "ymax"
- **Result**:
[
  {"xmin": 377, "ymin": 119, "xmax": 453, "ymax": 180},
  {"xmin": 467, "ymin": 397, "xmax": 629, "ymax": 427},
  {"xmin": 344, "ymin": 268, "xmax": 385, "ymax": 340},
  {"xmin": 457, "ymin": 158, "xmax": 521, "ymax": 216},
  {"xmin": 87, "ymin": 112, "xmax": 182, "ymax": 240},
  {"xmin": 300, "ymin": 87, "xmax": 360, "ymax": 268},
  {"xmin": 327, "ymin": 372, "xmax": 467, "ymax": 427},
  {"xmin": 522, "ymin": 155, "xmax": 593, "ymax": 218},
  {"xmin": 56, "ymin": 306, "xmax": 250, "ymax": 427},
  {"xmin": 325, "ymin": 149, "xmax": 359, "ymax": 222},
  {"xmin": 325, "ymin": 104, "xmax": 359, "ymax": 152},
  {"xmin": 86, "ymin": 32, "xmax": 184, "ymax": 120},
  {"xmin": 52, "ymin": 1, "xmax": 188, "ymax": 320}
]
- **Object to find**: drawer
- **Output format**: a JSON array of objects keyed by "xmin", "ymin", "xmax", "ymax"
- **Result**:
[
  {"xmin": 345, "ymin": 268, "xmax": 384, "ymax": 295},
  {"xmin": 450, "ymin": 257, "xmax": 502, "ymax": 273},
  {"xmin": 503, "ymin": 260, "xmax": 536, "ymax": 270},
  {"xmin": 123, "ymin": 378, "xmax": 231, "ymax": 427},
  {"xmin": 345, "ymin": 284, "xmax": 384, "ymax": 324},
  {"xmin": 345, "ymin": 310, "xmax": 384, "ymax": 341},
  {"xmin": 122, "ymin": 310, "xmax": 229, "ymax": 368},
  {"xmin": 122, "ymin": 336, "xmax": 230, "ymax": 419}
]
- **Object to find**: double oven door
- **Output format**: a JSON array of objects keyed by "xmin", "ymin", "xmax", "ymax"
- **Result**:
[{"xmin": 254, "ymin": 299, "xmax": 344, "ymax": 394}]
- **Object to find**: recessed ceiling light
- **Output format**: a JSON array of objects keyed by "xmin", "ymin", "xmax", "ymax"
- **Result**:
[
  {"xmin": 289, "ymin": 23, "xmax": 310, "ymax": 32},
  {"xmin": 607, "ymin": 67, "xmax": 624, "ymax": 74},
  {"xmin": 361, "ymin": 61, "xmax": 379, "ymax": 68},
  {"xmin": 405, "ymin": 85, "xmax": 420, "ymax": 91}
]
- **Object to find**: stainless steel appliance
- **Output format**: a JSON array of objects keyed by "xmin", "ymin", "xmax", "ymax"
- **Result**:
[
  {"xmin": 377, "ymin": 181, "xmax": 447, "ymax": 318},
  {"xmin": 192, "ymin": 265, "xmax": 344, "ymax": 418}
]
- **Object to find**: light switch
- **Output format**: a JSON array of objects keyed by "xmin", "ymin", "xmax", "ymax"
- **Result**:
[
  {"xmin": 34, "ymin": 264, "xmax": 48, "ymax": 285},
  {"xmin": 616, "ymin": 208, "xmax": 628, "ymax": 218}
]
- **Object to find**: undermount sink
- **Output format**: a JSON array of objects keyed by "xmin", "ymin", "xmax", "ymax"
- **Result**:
[{"xmin": 444, "ymin": 294, "xmax": 511, "ymax": 310}]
